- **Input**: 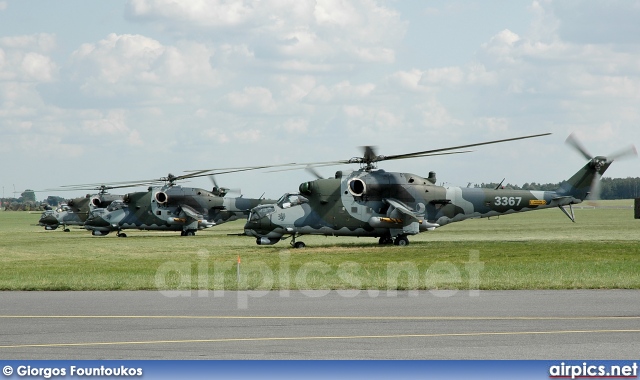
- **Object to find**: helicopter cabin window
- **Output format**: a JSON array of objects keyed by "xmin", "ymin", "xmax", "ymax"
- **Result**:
[
  {"xmin": 351, "ymin": 207, "xmax": 358, "ymax": 213},
  {"xmin": 156, "ymin": 210, "xmax": 162, "ymax": 216}
]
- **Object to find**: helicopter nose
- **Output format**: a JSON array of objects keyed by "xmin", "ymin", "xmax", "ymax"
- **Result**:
[
  {"xmin": 243, "ymin": 219, "xmax": 260, "ymax": 236},
  {"xmin": 39, "ymin": 213, "xmax": 58, "ymax": 226},
  {"xmin": 244, "ymin": 214, "xmax": 272, "ymax": 236},
  {"xmin": 85, "ymin": 214, "xmax": 110, "ymax": 228}
]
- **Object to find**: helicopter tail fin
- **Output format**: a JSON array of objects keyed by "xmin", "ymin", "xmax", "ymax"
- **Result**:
[
  {"xmin": 556, "ymin": 159, "xmax": 611, "ymax": 201},
  {"xmin": 556, "ymin": 134, "xmax": 637, "ymax": 201}
]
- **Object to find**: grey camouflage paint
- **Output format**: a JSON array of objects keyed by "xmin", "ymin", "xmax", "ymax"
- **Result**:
[
  {"xmin": 84, "ymin": 185, "xmax": 275, "ymax": 236},
  {"xmin": 244, "ymin": 157, "xmax": 611, "ymax": 246},
  {"xmin": 38, "ymin": 194, "xmax": 121, "ymax": 230}
]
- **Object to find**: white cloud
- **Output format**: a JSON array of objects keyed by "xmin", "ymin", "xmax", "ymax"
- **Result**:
[
  {"xmin": 69, "ymin": 34, "xmax": 219, "ymax": 100},
  {"xmin": 305, "ymin": 80, "xmax": 375, "ymax": 104},
  {"xmin": 419, "ymin": 67, "xmax": 465, "ymax": 86},
  {"xmin": 418, "ymin": 99, "xmax": 464, "ymax": 130},
  {"xmin": 341, "ymin": 104, "xmax": 405, "ymax": 138},
  {"xmin": 79, "ymin": 110, "xmax": 145, "ymax": 147},
  {"xmin": 127, "ymin": 0, "xmax": 254, "ymax": 27},
  {"xmin": 0, "ymin": 33, "xmax": 56, "ymax": 52},
  {"xmin": 234, "ymin": 128, "xmax": 263, "ymax": 142},
  {"xmin": 203, "ymin": 128, "xmax": 230, "ymax": 143},
  {"xmin": 0, "ymin": 2, "xmax": 7, "ymax": 11},
  {"xmin": 387, "ymin": 69, "xmax": 425, "ymax": 92},
  {"xmin": 0, "ymin": 34, "xmax": 58, "ymax": 82},
  {"xmin": 281, "ymin": 118, "xmax": 308, "ymax": 133},
  {"xmin": 225, "ymin": 86, "xmax": 277, "ymax": 113},
  {"xmin": 126, "ymin": 0, "xmax": 406, "ymax": 65},
  {"xmin": 82, "ymin": 110, "xmax": 129, "ymax": 135},
  {"xmin": 474, "ymin": 117, "xmax": 509, "ymax": 133},
  {"xmin": 21, "ymin": 52, "xmax": 56, "ymax": 82}
]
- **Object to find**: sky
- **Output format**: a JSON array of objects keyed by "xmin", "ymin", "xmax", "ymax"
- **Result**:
[{"xmin": 1, "ymin": 0, "xmax": 639, "ymax": 201}]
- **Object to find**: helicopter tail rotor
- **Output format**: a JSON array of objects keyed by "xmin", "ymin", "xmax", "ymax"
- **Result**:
[
  {"xmin": 208, "ymin": 175, "xmax": 241, "ymax": 197},
  {"xmin": 563, "ymin": 133, "xmax": 637, "ymax": 202}
]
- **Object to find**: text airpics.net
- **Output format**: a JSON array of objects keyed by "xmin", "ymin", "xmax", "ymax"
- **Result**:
[
  {"xmin": 154, "ymin": 249, "xmax": 484, "ymax": 309},
  {"xmin": 549, "ymin": 362, "xmax": 638, "ymax": 379}
]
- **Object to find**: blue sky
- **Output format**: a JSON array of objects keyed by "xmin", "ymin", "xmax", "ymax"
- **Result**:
[{"xmin": 1, "ymin": 0, "xmax": 639, "ymax": 200}]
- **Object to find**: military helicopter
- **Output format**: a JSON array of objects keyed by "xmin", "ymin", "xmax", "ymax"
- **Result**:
[
  {"xmin": 84, "ymin": 173, "xmax": 276, "ymax": 237},
  {"xmin": 38, "ymin": 186, "xmax": 123, "ymax": 231},
  {"xmin": 244, "ymin": 133, "xmax": 637, "ymax": 248}
]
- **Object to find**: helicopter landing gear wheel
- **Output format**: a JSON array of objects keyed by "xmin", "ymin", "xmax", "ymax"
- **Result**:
[
  {"xmin": 63, "ymin": 228, "xmax": 70, "ymax": 233},
  {"xmin": 117, "ymin": 232, "xmax": 127, "ymax": 238},
  {"xmin": 182, "ymin": 230, "xmax": 195, "ymax": 236},
  {"xmin": 378, "ymin": 235, "xmax": 393, "ymax": 245},
  {"xmin": 394, "ymin": 235, "xmax": 409, "ymax": 246},
  {"xmin": 290, "ymin": 234, "xmax": 305, "ymax": 248}
]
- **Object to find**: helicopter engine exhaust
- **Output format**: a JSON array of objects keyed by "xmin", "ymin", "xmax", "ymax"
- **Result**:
[
  {"xmin": 155, "ymin": 191, "xmax": 168, "ymax": 204},
  {"xmin": 256, "ymin": 237, "xmax": 280, "ymax": 245},
  {"xmin": 348, "ymin": 178, "xmax": 366, "ymax": 197},
  {"xmin": 90, "ymin": 197, "xmax": 102, "ymax": 207}
]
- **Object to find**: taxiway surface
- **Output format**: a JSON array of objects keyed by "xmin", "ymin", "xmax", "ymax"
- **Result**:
[{"xmin": 1, "ymin": 290, "xmax": 638, "ymax": 359}]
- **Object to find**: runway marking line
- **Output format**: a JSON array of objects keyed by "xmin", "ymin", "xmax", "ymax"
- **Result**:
[
  {"xmin": 0, "ymin": 315, "xmax": 639, "ymax": 320},
  {"xmin": 1, "ymin": 329, "xmax": 639, "ymax": 349}
]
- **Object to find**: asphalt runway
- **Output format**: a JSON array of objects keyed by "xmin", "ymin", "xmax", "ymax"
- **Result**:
[{"xmin": 0, "ymin": 290, "xmax": 638, "ymax": 359}]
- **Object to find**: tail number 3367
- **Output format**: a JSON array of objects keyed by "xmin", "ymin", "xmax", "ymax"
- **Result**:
[{"xmin": 494, "ymin": 196, "xmax": 522, "ymax": 206}]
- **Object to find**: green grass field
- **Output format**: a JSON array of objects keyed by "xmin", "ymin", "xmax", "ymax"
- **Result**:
[{"xmin": 1, "ymin": 200, "xmax": 639, "ymax": 291}]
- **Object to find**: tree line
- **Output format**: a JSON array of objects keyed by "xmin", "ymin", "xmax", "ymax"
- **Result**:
[{"xmin": 475, "ymin": 177, "xmax": 640, "ymax": 199}]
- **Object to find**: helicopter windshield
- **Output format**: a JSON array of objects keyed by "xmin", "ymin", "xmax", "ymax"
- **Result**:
[{"xmin": 249, "ymin": 205, "xmax": 275, "ymax": 221}]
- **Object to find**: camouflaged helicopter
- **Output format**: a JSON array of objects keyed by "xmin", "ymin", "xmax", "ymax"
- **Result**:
[
  {"xmin": 84, "ymin": 173, "xmax": 276, "ymax": 237},
  {"xmin": 38, "ymin": 186, "xmax": 122, "ymax": 232},
  {"xmin": 244, "ymin": 133, "xmax": 637, "ymax": 248}
]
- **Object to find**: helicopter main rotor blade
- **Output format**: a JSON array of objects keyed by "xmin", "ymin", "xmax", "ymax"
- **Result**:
[
  {"xmin": 382, "ymin": 133, "xmax": 552, "ymax": 162},
  {"xmin": 42, "ymin": 182, "xmax": 157, "ymax": 192},
  {"xmin": 565, "ymin": 133, "xmax": 593, "ymax": 161},
  {"xmin": 305, "ymin": 165, "xmax": 324, "ymax": 179},
  {"xmin": 265, "ymin": 150, "xmax": 474, "ymax": 174}
]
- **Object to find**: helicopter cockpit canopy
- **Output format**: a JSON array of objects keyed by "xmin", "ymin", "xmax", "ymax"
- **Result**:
[
  {"xmin": 56, "ymin": 204, "xmax": 70, "ymax": 213},
  {"xmin": 106, "ymin": 200, "xmax": 127, "ymax": 212},
  {"xmin": 276, "ymin": 193, "xmax": 308, "ymax": 209},
  {"xmin": 249, "ymin": 205, "xmax": 275, "ymax": 221}
]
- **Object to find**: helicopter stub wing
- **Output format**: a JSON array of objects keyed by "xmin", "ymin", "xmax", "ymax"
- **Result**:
[
  {"xmin": 177, "ymin": 205, "xmax": 202, "ymax": 223},
  {"xmin": 376, "ymin": 198, "xmax": 432, "ymax": 236},
  {"xmin": 384, "ymin": 198, "xmax": 422, "ymax": 219}
]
